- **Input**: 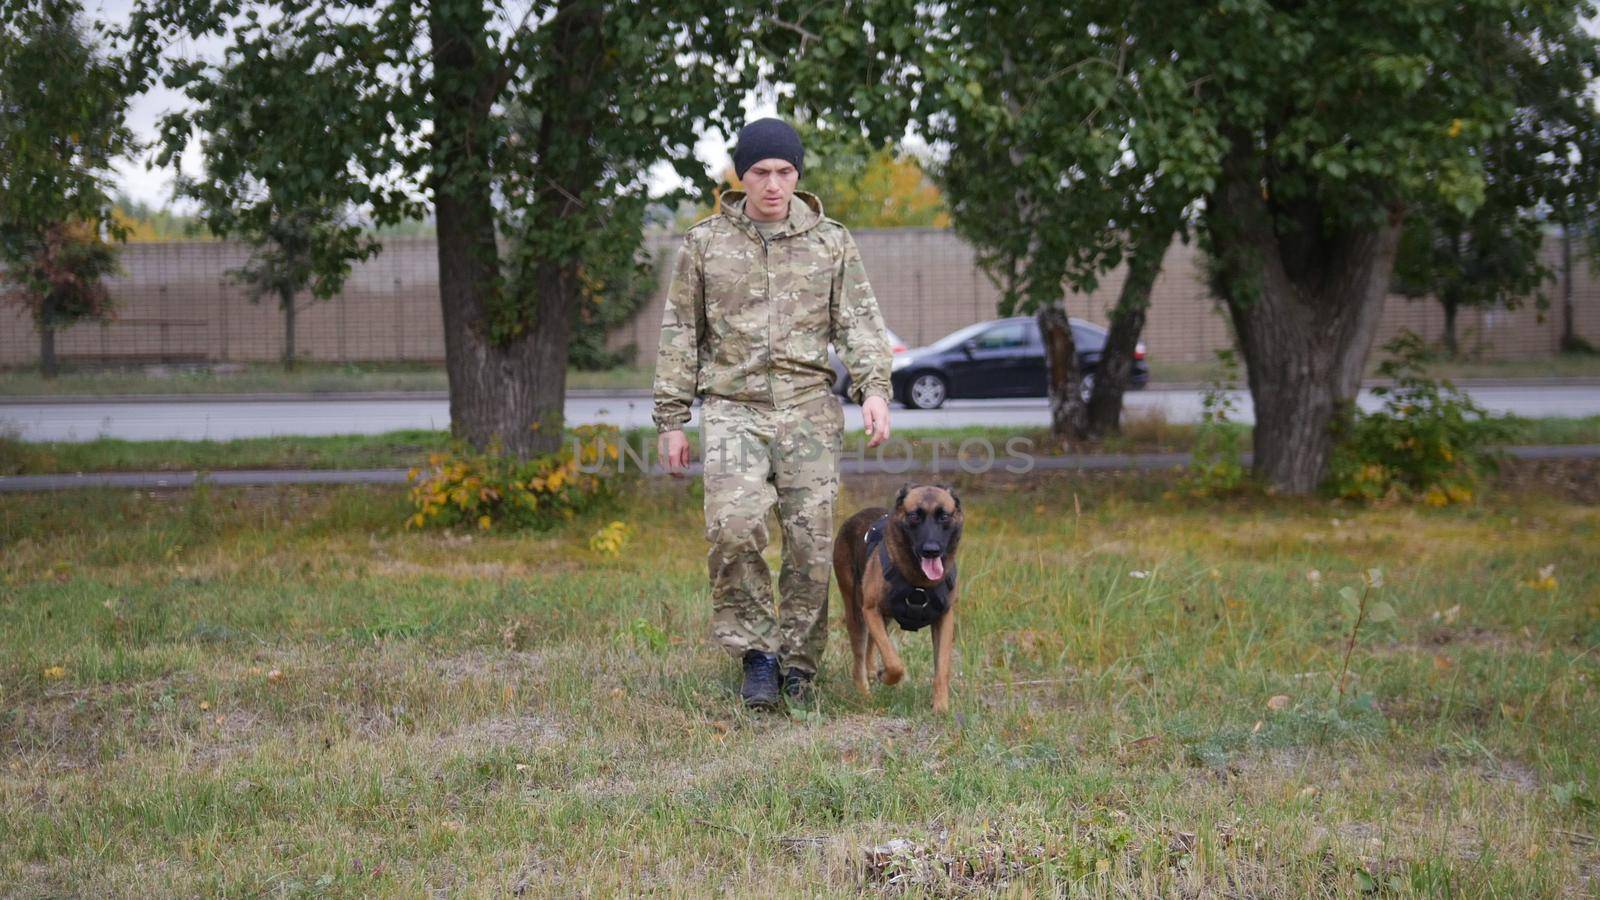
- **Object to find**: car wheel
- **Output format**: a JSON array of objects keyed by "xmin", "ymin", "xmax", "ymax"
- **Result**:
[
  {"xmin": 906, "ymin": 372, "xmax": 948, "ymax": 409},
  {"xmin": 1078, "ymin": 371, "xmax": 1096, "ymax": 403}
]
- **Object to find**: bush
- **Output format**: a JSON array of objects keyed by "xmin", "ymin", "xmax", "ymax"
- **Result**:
[
  {"xmin": 406, "ymin": 424, "xmax": 625, "ymax": 531},
  {"xmin": 1329, "ymin": 331, "xmax": 1513, "ymax": 504}
]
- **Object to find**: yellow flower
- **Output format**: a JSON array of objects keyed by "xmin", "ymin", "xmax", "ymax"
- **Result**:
[
  {"xmin": 1521, "ymin": 564, "xmax": 1558, "ymax": 591},
  {"xmin": 1448, "ymin": 118, "xmax": 1463, "ymax": 138},
  {"xmin": 478, "ymin": 515, "xmax": 492, "ymax": 531}
]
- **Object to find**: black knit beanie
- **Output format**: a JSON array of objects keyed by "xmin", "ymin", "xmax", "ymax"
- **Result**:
[{"xmin": 732, "ymin": 118, "xmax": 805, "ymax": 180}]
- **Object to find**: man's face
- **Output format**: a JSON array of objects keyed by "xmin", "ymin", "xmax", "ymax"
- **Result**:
[{"xmin": 742, "ymin": 158, "xmax": 799, "ymax": 222}]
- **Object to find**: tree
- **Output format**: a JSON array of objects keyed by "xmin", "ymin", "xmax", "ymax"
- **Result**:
[
  {"xmin": 1391, "ymin": 195, "xmax": 1550, "ymax": 359},
  {"xmin": 681, "ymin": 130, "xmax": 950, "ymax": 231},
  {"xmin": 127, "ymin": 0, "xmax": 757, "ymax": 457},
  {"xmin": 761, "ymin": 1, "xmax": 1205, "ymax": 440},
  {"xmin": 565, "ymin": 239, "xmax": 657, "ymax": 371},
  {"xmin": 1184, "ymin": 3, "xmax": 1599, "ymax": 492},
  {"xmin": 158, "ymin": 47, "xmax": 379, "ymax": 372},
  {"xmin": 2, "ymin": 223, "xmax": 121, "ymax": 377},
  {"xmin": 1391, "ymin": 21, "xmax": 1600, "ymax": 358},
  {"xmin": 794, "ymin": 132, "xmax": 950, "ymax": 229},
  {"xmin": 0, "ymin": 1, "xmax": 134, "ymax": 377},
  {"xmin": 113, "ymin": 195, "xmax": 209, "ymax": 242},
  {"xmin": 778, "ymin": 3, "xmax": 1600, "ymax": 493},
  {"xmin": 225, "ymin": 197, "xmax": 379, "ymax": 372}
]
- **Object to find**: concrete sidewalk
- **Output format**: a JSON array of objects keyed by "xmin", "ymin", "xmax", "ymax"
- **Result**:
[{"xmin": 3, "ymin": 444, "xmax": 1596, "ymax": 492}]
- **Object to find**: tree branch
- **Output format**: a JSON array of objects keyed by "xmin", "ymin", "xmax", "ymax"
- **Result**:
[{"xmin": 760, "ymin": 15, "xmax": 820, "ymax": 50}]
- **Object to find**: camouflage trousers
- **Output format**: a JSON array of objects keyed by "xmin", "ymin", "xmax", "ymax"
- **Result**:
[{"xmin": 700, "ymin": 393, "xmax": 843, "ymax": 676}]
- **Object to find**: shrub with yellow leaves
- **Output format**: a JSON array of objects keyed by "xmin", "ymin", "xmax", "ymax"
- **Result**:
[
  {"xmin": 406, "ymin": 425, "xmax": 627, "ymax": 531},
  {"xmin": 1329, "ymin": 331, "xmax": 1511, "ymax": 505},
  {"xmin": 588, "ymin": 520, "xmax": 631, "ymax": 556}
]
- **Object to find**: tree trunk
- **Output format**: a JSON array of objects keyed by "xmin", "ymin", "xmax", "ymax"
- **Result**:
[
  {"xmin": 1087, "ymin": 226, "xmax": 1174, "ymax": 436},
  {"xmin": 39, "ymin": 315, "xmax": 57, "ymax": 379},
  {"xmin": 281, "ymin": 287, "xmax": 297, "ymax": 372},
  {"xmin": 1561, "ymin": 219, "xmax": 1579, "ymax": 352},
  {"xmin": 1039, "ymin": 305, "xmax": 1087, "ymax": 440},
  {"xmin": 1207, "ymin": 145, "xmax": 1403, "ymax": 494},
  {"xmin": 1441, "ymin": 295, "xmax": 1459, "ymax": 358},
  {"xmin": 428, "ymin": 0, "xmax": 570, "ymax": 459}
]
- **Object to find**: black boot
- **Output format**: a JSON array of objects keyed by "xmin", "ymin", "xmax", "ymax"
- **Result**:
[
  {"xmin": 782, "ymin": 667, "xmax": 815, "ymax": 704},
  {"xmin": 740, "ymin": 650, "xmax": 781, "ymax": 711}
]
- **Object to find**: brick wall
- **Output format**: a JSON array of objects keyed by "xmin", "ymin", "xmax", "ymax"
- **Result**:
[{"xmin": 4, "ymin": 231, "xmax": 1596, "ymax": 368}]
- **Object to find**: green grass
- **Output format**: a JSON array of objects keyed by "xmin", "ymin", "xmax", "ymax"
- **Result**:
[
  {"xmin": 1, "ymin": 470, "xmax": 1597, "ymax": 895},
  {"xmin": 4, "ymin": 416, "xmax": 1597, "ymax": 477},
  {"xmin": 0, "ymin": 362, "xmax": 655, "ymax": 397}
]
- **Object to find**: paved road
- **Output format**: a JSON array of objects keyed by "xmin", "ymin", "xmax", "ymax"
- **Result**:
[{"xmin": 2, "ymin": 384, "xmax": 1598, "ymax": 443}]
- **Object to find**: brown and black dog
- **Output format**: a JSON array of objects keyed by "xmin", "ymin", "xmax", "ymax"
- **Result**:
[{"xmin": 833, "ymin": 484, "xmax": 963, "ymax": 713}]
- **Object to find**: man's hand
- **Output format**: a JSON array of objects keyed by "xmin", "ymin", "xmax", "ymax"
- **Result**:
[
  {"xmin": 658, "ymin": 429, "xmax": 691, "ymax": 477},
  {"xmin": 862, "ymin": 395, "xmax": 891, "ymax": 449}
]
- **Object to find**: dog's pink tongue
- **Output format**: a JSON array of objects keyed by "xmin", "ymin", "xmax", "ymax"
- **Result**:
[{"xmin": 920, "ymin": 556, "xmax": 945, "ymax": 581}]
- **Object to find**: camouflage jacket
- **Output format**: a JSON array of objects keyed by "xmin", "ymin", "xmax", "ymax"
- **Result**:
[{"xmin": 651, "ymin": 190, "xmax": 891, "ymax": 432}]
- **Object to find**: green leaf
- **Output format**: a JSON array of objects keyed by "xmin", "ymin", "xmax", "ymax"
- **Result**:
[{"xmin": 1366, "ymin": 600, "xmax": 1396, "ymax": 624}]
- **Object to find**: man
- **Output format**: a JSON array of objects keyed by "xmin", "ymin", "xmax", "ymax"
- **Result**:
[{"xmin": 653, "ymin": 117, "xmax": 893, "ymax": 711}]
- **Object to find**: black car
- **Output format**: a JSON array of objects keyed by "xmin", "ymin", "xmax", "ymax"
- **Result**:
[
  {"xmin": 889, "ymin": 316, "xmax": 1149, "ymax": 409},
  {"xmin": 829, "ymin": 327, "xmax": 908, "ymax": 400}
]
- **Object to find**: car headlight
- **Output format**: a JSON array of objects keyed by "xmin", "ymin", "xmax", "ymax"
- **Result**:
[{"xmin": 891, "ymin": 355, "xmax": 913, "ymax": 371}]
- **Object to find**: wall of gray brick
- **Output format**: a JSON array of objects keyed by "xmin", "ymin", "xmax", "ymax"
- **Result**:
[{"xmin": 4, "ymin": 231, "xmax": 1595, "ymax": 368}]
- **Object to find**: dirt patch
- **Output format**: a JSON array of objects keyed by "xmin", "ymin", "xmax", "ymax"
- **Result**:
[
  {"xmin": 430, "ymin": 649, "xmax": 550, "ymax": 685},
  {"xmin": 570, "ymin": 713, "xmax": 922, "ymax": 802},
  {"xmin": 1492, "ymin": 457, "xmax": 1600, "ymax": 504},
  {"xmin": 435, "ymin": 715, "xmax": 563, "ymax": 754}
]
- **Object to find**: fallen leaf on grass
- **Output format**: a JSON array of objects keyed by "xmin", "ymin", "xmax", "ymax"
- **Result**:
[
  {"xmin": 42, "ymin": 665, "xmax": 66, "ymax": 680},
  {"xmin": 1266, "ymin": 694, "xmax": 1290, "ymax": 711},
  {"xmin": 266, "ymin": 669, "xmax": 283, "ymax": 683}
]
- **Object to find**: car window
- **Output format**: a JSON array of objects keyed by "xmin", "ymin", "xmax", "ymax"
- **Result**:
[
  {"xmin": 928, "ymin": 322, "xmax": 991, "ymax": 352},
  {"xmin": 1072, "ymin": 326, "xmax": 1106, "ymax": 351},
  {"xmin": 975, "ymin": 322, "xmax": 1028, "ymax": 349}
]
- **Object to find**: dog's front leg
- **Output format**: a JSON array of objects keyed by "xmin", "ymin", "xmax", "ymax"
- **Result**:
[
  {"xmin": 930, "ymin": 607, "xmax": 956, "ymax": 713},
  {"xmin": 864, "ymin": 611, "xmax": 905, "ymax": 685}
]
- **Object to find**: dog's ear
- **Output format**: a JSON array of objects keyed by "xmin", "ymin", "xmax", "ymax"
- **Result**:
[
  {"xmin": 894, "ymin": 483, "xmax": 911, "ymax": 511},
  {"xmin": 939, "ymin": 483, "xmax": 961, "ymax": 510}
]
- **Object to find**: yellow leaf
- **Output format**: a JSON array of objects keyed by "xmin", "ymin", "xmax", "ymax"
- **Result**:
[
  {"xmin": 42, "ymin": 665, "xmax": 66, "ymax": 680},
  {"xmin": 478, "ymin": 515, "xmax": 492, "ymax": 531},
  {"xmin": 1448, "ymin": 118, "xmax": 1463, "ymax": 138}
]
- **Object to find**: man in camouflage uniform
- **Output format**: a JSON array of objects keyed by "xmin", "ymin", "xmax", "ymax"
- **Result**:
[{"xmin": 653, "ymin": 118, "xmax": 892, "ymax": 710}]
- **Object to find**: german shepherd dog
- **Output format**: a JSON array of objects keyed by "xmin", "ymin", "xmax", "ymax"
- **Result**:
[{"xmin": 833, "ymin": 484, "xmax": 963, "ymax": 713}]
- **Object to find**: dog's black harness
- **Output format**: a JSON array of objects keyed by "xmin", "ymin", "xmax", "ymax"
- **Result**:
[{"xmin": 863, "ymin": 514, "xmax": 954, "ymax": 632}]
